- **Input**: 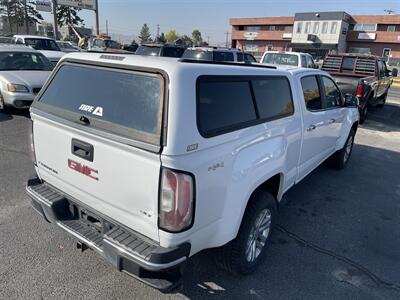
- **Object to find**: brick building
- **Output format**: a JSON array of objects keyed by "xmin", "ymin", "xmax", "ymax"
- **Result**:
[{"xmin": 231, "ymin": 12, "xmax": 400, "ymax": 62}]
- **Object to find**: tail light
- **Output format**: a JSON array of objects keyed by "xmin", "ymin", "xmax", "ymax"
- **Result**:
[
  {"xmin": 159, "ymin": 168, "xmax": 195, "ymax": 232},
  {"xmin": 28, "ymin": 120, "xmax": 36, "ymax": 165},
  {"xmin": 356, "ymin": 83, "xmax": 364, "ymax": 98}
]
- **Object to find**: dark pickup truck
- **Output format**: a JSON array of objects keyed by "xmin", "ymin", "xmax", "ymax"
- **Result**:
[{"xmin": 321, "ymin": 54, "xmax": 398, "ymax": 123}]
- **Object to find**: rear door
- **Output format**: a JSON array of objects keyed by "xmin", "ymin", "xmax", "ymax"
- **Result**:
[{"xmin": 31, "ymin": 62, "xmax": 165, "ymax": 241}]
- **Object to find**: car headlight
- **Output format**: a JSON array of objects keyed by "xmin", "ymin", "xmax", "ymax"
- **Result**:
[{"xmin": 7, "ymin": 83, "xmax": 29, "ymax": 93}]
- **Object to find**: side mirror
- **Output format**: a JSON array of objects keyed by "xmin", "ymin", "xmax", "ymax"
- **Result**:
[
  {"xmin": 391, "ymin": 68, "xmax": 398, "ymax": 77},
  {"xmin": 15, "ymin": 40, "xmax": 23, "ymax": 44},
  {"xmin": 344, "ymin": 94, "xmax": 359, "ymax": 107}
]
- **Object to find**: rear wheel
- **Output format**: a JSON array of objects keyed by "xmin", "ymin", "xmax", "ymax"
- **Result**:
[
  {"xmin": 359, "ymin": 104, "xmax": 368, "ymax": 124},
  {"xmin": 0, "ymin": 93, "xmax": 5, "ymax": 111},
  {"xmin": 376, "ymin": 93, "xmax": 387, "ymax": 108},
  {"xmin": 332, "ymin": 129, "xmax": 355, "ymax": 170},
  {"xmin": 215, "ymin": 190, "xmax": 277, "ymax": 275}
]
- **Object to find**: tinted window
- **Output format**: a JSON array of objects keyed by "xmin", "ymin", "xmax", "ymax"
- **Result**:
[
  {"xmin": 39, "ymin": 64, "xmax": 163, "ymax": 141},
  {"xmin": 92, "ymin": 39, "xmax": 104, "ymax": 47},
  {"xmin": 342, "ymin": 57, "xmax": 356, "ymax": 71},
  {"xmin": 182, "ymin": 49, "xmax": 213, "ymax": 60},
  {"xmin": 136, "ymin": 46, "xmax": 161, "ymax": 56},
  {"xmin": 245, "ymin": 54, "xmax": 257, "ymax": 62},
  {"xmin": 377, "ymin": 61, "xmax": 387, "ymax": 77},
  {"xmin": 252, "ymin": 78, "xmax": 293, "ymax": 120},
  {"xmin": 322, "ymin": 76, "xmax": 342, "ymax": 108},
  {"xmin": 301, "ymin": 56, "xmax": 307, "ymax": 67},
  {"xmin": 306, "ymin": 56, "xmax": 315, "ymax": 68},
  {"xmin": 25, "ymin": 38, "xmax": 60, "ymax": 51},
  {"xmin": 213, "ymin": 51, "xmax": 234, "ymax": 62},
  {"xmin": 0, "ymin": 52, "xmax": 52, "ymax": 71},
  {"xmin": 104, "ymin": 40, "xmax": 120, "ymax": 49},
  {"xmin": 301, "ymin": 76, "xmax": 322, "ymax": 110},
  {"xmin": 237, "ymin": 52, "xmax": 244, "ymax": 62},
  {"xmin": 163, "ymin": 47, "xmax": 185, "ymax": 58},
  {"xmin": 198, "ymin": 80, "xmax": 256, "ymax": 136}
]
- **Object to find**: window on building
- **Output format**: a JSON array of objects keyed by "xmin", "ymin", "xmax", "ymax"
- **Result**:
[
  {"xmin": 349, "ymin": 47, "xmax": 371, "ymax": 54},
  {"xmin": 305, "ymin": 22, "xmax": 311, "ymax": 34},
  {"xmin": 322, "ymin": 22, "xmax": 328, "ymax": 34},
  {"xmin": 244, "ymin": 44, "xmax": 259, "ymax": 52},
  {"xmin": 330, "ymin": 22, "xmax": 338, "ymax": 34},
  {"xmin": 268, "ymin": 25, "xmax": 276, "ymax": 31},
  {"xmin": 296, "ymin": 22, "xmax": 303, "ymax": 33},
  {"xmin": 313, "ymin": 22, "xmax": 320, "ymax": 34},
  {"xmin": 353, "ymin": 23, "xmax": 377, "ymax": 31},
  {"xmin": 244, "ymin": 26, "xmax": 261, "ymax": 31},
  {"xmin": 284, "ymin": 26, "xmax": 293, "ymax": 32},
  {"xmin": 387, "ymin": 25, "xmax": 396, "ymax": 32},
  {"xmin": 341, "ymin": 57, "xmax": 356, "ymax": 71}
]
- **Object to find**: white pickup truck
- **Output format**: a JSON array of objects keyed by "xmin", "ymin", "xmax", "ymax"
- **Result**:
[{"xmin": 26, "ymin": 54, "xmax": 359, "ymax": 291}]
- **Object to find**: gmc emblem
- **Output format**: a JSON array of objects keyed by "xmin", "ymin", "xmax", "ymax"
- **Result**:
[{"xmin": 68, "ymin": 159, "xmax": 99, "ymax": 181}]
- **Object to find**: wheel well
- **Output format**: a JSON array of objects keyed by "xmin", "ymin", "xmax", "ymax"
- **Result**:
[
  {"xmin": 254, "ymin": 174, "xmax": 281, "ymax": 203},
  {"xmin": 351, "ymin": 121, "xmax": 359, "ymax": 133}
]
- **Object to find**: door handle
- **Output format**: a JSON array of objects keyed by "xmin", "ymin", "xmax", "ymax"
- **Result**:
[
  {"xmin": 328, "ymin": 118, "xmax": 336, "ymax": 124},
  {"xmin": 71, "ymin": 139, "xmax": 94, "ymax": 162},
  {"xmin": 306, "ymin": 124, "xmax": 316, "ymax": 132}
]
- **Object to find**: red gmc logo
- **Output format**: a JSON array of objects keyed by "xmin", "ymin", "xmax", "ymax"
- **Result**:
[{"xmin": 68, "ymin": 159, "xmax": 98, "ymax": 181}]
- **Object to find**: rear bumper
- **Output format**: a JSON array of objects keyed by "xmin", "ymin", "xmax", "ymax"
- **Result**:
[{"xmin": 26, "ymin": 177, "xmax": 190, "ymax": 291}]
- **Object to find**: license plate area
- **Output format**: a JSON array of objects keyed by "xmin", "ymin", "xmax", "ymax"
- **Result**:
[{"xmin": 73, "ymin": 205, "xmax": 114, "ymax": 235}]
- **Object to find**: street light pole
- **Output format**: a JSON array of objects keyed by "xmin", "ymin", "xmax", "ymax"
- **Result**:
[
  {"xmin": 95, "ymin": 0, "xmax": 100, "ymax": 35},
  {"xmin": 52, "ymin": 0, "xmax": 58, "ymax": 40}
]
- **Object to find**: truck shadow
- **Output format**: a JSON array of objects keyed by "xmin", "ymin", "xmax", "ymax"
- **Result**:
[
  {"xmin": 361, "ymin": 101, "xmax": 400, "ymax": 133},
  {"xmin": 0, "ymin": 108, "xmax": 30, "ymax": 122},
  {"xmin": 0, "ymin": 111, "xmax": 13, "ymax": 122},
  {"xmin": 176, "ymin": 143, "xmax": 400, "ymax": 299}
]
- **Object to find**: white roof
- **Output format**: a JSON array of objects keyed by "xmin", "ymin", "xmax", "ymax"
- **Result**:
[
  {"xmin": 61, "ymin": 52, "xmax": 294, "ymax": 76},
  {"xmin": 13, "ymin": 35, "xmax": 55, "ymax": 41},
  {"xmin": 0, "ymin": 44, "xmax": 39, "ymax": 52},
  {"xmin": 263, "ymin": 51, "xmax": 311, "ymax": 56}
]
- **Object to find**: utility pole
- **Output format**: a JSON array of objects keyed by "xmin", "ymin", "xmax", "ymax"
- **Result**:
[
  {"xmin": 156, "ymin": 24, "xmax": 160, "ymax": 42},
  {"xmin": 206, "ymin": 36, "xmax": 210, "ymax": 45},
  {"xmin": 106, "ymin": 20, "xmax": 109, "ymax": 36},
  {"xmin": 52, "ymin": 0, "xmax": 58, "ymax": 40},
  {"xmin": 95, "ymin": 0, "xmax": 100, "ymax": 35},
  {"xmin": 225, "ymin": 31, "xmax": 230, "ymax": 48}
]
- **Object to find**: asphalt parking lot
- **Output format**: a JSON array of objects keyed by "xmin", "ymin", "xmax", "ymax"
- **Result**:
[{"xmin": 1, "ymin": 86, "xmax": 400, "ymax": 300}]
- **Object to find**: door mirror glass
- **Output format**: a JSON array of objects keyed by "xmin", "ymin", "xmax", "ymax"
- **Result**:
[
  {"xmin": 344, "ymin": 94, "xmax": 359, "ymax": 107},
  {"xmin": 391, "ymin": 68, "xmax": 398, "ymax": 77},
  {"xmin": 16, "ymin": 40, "xmax": 23, "ymax": 45}
]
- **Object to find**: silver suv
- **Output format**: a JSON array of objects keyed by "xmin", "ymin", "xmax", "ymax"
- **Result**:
[{"xmin": 182, "ymin": 47, "xmax": 257, "ymax": 63}]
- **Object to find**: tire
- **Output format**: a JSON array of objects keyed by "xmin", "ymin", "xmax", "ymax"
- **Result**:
[
  {"xmin": 359, "ymin": 104, "xmax": 368, "ymax": 124},
  {"xmin": 215, "ymin": 190, "xmax": 277, "ymax": 275},
  {"xmin": 376, "ymin": 93, "xmax": 387, "ymax": 108},
  {"xmin": 332, "ymin": 129, "xmax": 355, "ymax": 170},
  {"xmin": 0, "ymin": 93, "xmax": 5, "ymax": 111}
]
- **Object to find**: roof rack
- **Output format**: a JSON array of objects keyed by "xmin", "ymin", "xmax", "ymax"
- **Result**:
[{"xmin": 179, "ymin": 59, "xmax": 277, "ymax": 69}]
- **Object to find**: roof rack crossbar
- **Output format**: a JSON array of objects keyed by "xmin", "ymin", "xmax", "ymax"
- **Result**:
[{"xmin": 178, "ymin": 59, "xmax": 277, "ymax": 69}]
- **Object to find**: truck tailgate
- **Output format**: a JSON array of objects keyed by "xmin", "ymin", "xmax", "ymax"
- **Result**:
[{"xmin": 32, "ymin": 113, "xmax": 161, "ymax": 242}]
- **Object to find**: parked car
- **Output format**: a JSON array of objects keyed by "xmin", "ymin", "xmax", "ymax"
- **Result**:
[
  {"xmin": 13, "ymin": 35, "xmax": 65, "ymax": 66},
  {"xmin": 260, "ymin": 51, "xmax": 317, "ymax": 69},
  {"xmin": 0, "ymin": 45, "xmax": 52, "ymax": 110},
  {"xmin": 26, "ymin": 53, "xmax": 359, "ymax": 291},
  {"xmin": 0, "ymin": 36, "xmax": 13, "ymax": 44},
  {"xmin": 321, "ymin": 53, "xmax": 398, "ymax": 123},
  {"xmin": 135, "ymin": 43, "xmax": 186, "ymax": 58},
  {"xmin": 122, "ymin": 43, "xmax": 139, "ymax": 53},
  {"xmin": 182, "ymin": 47, "xmax": 257, "ymax": 62},
  {"xmin": 56, "ymin": 41, "xmax": 81, "ymax": 53},
  {"xmin": 89, "ymin": 37, "xmax": 130, "ymax": 54}
]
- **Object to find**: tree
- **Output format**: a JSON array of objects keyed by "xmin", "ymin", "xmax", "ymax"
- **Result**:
[
  {"xmin": 192, "ymin": 29, "xmax": 202, "ymax": 46},
  {"xmin": 139, "ymin": 23, "xmax": 151, "ymax": 44},
  {"xmin": 165, "ymin": 29, "xmax": 178, "ymax": 43},
  {"xmin": 57, "ymin": 6, "xmax": 84, "ymax": 27},
  {"xmin": 0, "ymin": 0, "xmax": 19, "ymax": 33},
  {"xmin": 21, "ymin": 0, "xmax": 43, "ymax": 34},
  {"xmin": 180, "ymin": 34, "xmax": 193, "ymax": 47},
  {"xmin": 157, "ymin": 32, "xmax": 166, "ymax": 43}
]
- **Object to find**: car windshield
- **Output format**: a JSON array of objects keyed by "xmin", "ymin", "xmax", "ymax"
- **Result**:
[
  {"xmin": 262, "ymin": 53, "xmax": 299, "ymax": 66},
  {"xmin": 58, "ymin": 42, "xmax": 75, "ymax": 50},
  {"xmin": 135, "ymin": 46, "xmax": 161, "ymax": 56},
  {"xmin": 104, "ymin": 40, "xmax": 120, "ymax": 49},
  {"xmin": 182, "ymin": 49, "xmax": 213, "ymax": 60},
  {"xmin": 0, "ymin": 51, "xmax": 53, "ymax": 71},
  {"xmin": 25, "ymin": 38, "xmax": 61, "ymax": 51}
]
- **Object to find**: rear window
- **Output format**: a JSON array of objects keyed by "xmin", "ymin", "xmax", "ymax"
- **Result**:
[
  {"xmin": 136, "ymin": 46, "xmax": 161, "ymax": 56},
  {"xmin": 262, "ymin": 53, "xmax": 298, "ymax": 66},
  {"xmin": 342, "ymin": 57, "xmax": 356, "ymax": 71},
  {"xmin": 163, "ymin": 47, "xmax": 185, "ymax": 58},
  {"xmin": 38, "ymin": 64, "xmax": 163, "ymax": 145},
  {"xmin": 182, "ymin": 49, "xmax": 213, "ymax": 60},
  {"xmin": 197, "ymin": 76, "xmax": 293, "ymax": 137}
]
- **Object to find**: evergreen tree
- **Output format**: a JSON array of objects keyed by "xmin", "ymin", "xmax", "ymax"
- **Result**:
[
  {"xmin": 57, "ymin": 6, "xmax": 84, "ymax": 26},
  {"xmin": 139, "ymin": 24, "xmax": 151, "ymax": 44},
  {"xmin": 158, "ymin": 32, "xmax": 166, "ymax": 43},
  {"xmin": 192, "ymin": 29, "xmax": 202, "ymax": 46}
]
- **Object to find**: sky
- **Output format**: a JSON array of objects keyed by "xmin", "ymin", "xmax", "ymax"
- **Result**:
[{"xmin": 43, "ymin": 0, "xmax": 400, "ymax": 45}]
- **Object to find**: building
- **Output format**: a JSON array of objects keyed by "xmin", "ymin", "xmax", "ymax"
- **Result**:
[{"xmin": 231, "ymin": 12, "xmax": 400, "ymax": 62}]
